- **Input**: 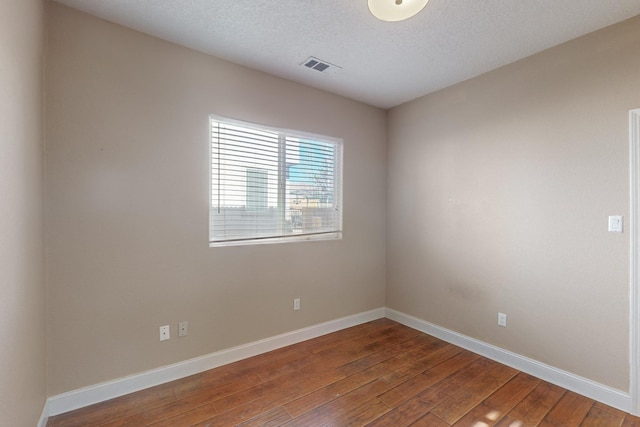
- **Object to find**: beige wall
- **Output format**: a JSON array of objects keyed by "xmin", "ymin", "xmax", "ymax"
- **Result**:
[
  {"xmin": 45, "ymin": 4, "xmax": 387, "ymax": 394},
  {"xmin": 44, "ymin": 0, "xmax": 640, "ymax": 402},
  {"xmin": 387, "ymin": 15, "xmax": 640, "ymax": 391},
  {"xmin": 0, "ymin": 0, "xmax": 47, "ymax": 424}
]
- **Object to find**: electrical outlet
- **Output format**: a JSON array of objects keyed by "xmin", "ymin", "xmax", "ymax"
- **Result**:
[
  {"xmin": 159, "ymin": 325, "xmax": 170, "ymax": 341},
  {"xmin": 293, "ymin": 298, "xmax": 301, "ymax": 311},
  {"xmin": 498, "ymin": 313, "xmax": 507, "ymax": 327},
  {"xmin": 178, "ymin": 321, "xmax": 188, "ymax": 337}
]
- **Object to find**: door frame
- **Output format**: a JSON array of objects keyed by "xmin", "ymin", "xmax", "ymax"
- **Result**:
[{"xmin": 630, "ymin": 108, "xmax": 640, "ymax": 415}]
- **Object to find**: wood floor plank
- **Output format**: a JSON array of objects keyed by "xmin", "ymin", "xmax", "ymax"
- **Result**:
[
  {"xmin": 169, "ymin": 376, "xmax": 263, "ymax": 418},
  {"xmin": 366, "ymin": 383, "xmax": 450, "ymax": 426},
  {"xmin": 47, "ymin": 384, "xmax": 177, "ymax": 427},
  {"xmin": 537, "ymin": 391, "xmax": 593, "ymax": 426},
  {"xmin": 251, "ymin": 323, "xmax": 407, "ymax": 384},
  {"xmin": 329, "ymin": 397, "xmax": 391, "ymax": 427},
  {"xmin": 430, "ymin": 359, "xmax": 518, "ymax": 424},
  {"xmin": 285, "ymin": 344, "xmax": 456, "ymax": 417},
  {"xmin": 377, "ymin": 348, "xmax": 478, "ymax": 407},
  {"xmin": 283, "ymin": 374, "xmax": 407, "ymax": 426},
  {"xmin": 196, "ymin": 365, "xmax": 345, "ymax": 425},
  {"xmin": 47, "ymin": 320, "xmax": 638, "ymax": 427},
  {"xmin": 306, "ymin": 319, "xmax": 404, "ymax": 355},
  {"xmin": 146, "ymin": 403, "xmax": 217, "ymax": 427},
  {"xmin": 580, "ymin": 404, "xmax": 624, "ymax": 427},
  {"xmin": 192, "ymin": 392, "xmax": 296, "ymax": 425},
  {"xmin": 95, "ymin": 400, "xmax": 195, "ymax": 426},
  {"xmin": 172, "ymin": 373, "xmax": 263, "ymax": 399},
  {"xmin": 391, "ymin": 333, "xmax": 445, "ymax": 359},
  {"xmin": 593, "ymin": 401, "xmax": 628, "ymax": 419},
  {"xmin": 337, "ymin": 333, "xmax": 444, "ymax": 377},
  {"xmin": 234, "ymin": 406, "xmax": 293, "ymax": 427},
  {"xmin": 393, "ymin": 343, "xmax": 467, "ymax": 378},
  {"xmin": 208, "ymin": 342, "xmax": 311, "ymax": 381},
  {"xmin": 495, "ymin": 414, "xmax": 529, "ymax": 427},
  {"xmin": 283, "ymin": 355, "xmax": 407, "ymax": 418},
  {"xmin": 304, "ymin": 324, "xmax": 423, "ymax": 375},
  {"xmin": 370, "ymin": 357, "xmax": 513, "ymax": 426},
  {"xmin": 451, "ymin": 372, "xmax": 541, "ymax": 427},
  {"xmin": 109, "ymin": 376, "xmax": 267, "ymax": 425},
  {"xmin": 623, "ymin": 414, "xmax": 640, "ymax": 427},
  {"xmin": 213, "ymin": 361, "xmax": 343, "ymax": 414},
  {"xmin": 409, "ymin": 413, "xmax": 451, "ymax": 427},
  {"xmin": 369, "ymin": 354, "xmax": 490, "ymax": 425},
  {"xmin": 484, "ymin": 372, "xmax": 542, "ymax": 408},
  {"xmin": 505, "ymin": 381, "xmax": 566, "ymax": 426}
]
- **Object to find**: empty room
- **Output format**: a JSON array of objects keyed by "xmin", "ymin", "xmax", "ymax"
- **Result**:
[{"xmin": 4, "ymin": 0, "xmax": 640, "ymax": 426}]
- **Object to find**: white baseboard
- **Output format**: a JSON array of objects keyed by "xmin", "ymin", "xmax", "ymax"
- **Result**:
[
  {"xmin": 46, "ymin": 306, "xmax": 631, "ymax": 418},
  {"xmin": 37, "ymin": 400, "xmax": 49, "ymax": 427},
  {"xmin": 385, "ymin": 308, "xmax": 631, "ymax": 413},
  {"xmin": 47, "ymin": 307, "xmax": 385, "ymax": 417}
]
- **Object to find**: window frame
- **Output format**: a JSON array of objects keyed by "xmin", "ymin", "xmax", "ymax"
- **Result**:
[{"xmin": 209, "ymin": 115, "xmax": 343, "ymax": 247}]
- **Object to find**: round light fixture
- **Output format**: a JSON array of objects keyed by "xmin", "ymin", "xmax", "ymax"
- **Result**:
[{"xmin": 368, "ymin": 0, "xmax": 429, "ymax": 22}]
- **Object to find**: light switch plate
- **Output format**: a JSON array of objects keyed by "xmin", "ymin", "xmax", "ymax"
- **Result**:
[
  {"xmin": 608, "ymin": 215, "xmax": 623, "ymax": 233},
  {"xmin": 498, "ymin": 313, "xmax": 507, "ymax": 327}
]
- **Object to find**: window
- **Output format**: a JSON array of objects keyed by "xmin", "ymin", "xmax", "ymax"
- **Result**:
[{"xmin": 210, "ymin": 116, "xmax": 343, "ymax": 246}]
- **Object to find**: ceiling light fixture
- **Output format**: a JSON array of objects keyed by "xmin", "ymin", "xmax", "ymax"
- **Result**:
[{"xmin": 368, "ymin": 0, "xmax": 429, "ymax": 22}]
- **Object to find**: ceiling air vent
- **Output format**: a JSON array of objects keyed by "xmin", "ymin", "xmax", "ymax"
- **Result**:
[{"xmin": 301, "ymin": 57, "xmax": 341, "ymax": 75}]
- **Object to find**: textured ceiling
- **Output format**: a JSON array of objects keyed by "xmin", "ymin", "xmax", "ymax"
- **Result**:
[{"xmin": 53, "ymin": 0, "xmax": 640, "ymax": 109}]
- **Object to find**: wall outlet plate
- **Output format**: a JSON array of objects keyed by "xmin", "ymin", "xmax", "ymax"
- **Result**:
[
  {"xmin": 293, "ymin": 298, "xmax": 300, "ymax": 311},
  {"xmin": 159, "ymin": 325, "xmax": 170, "ymax": 341},
  {"xmin": 178, "ymin": 321, "xmax": 188, "ymax": 337}
]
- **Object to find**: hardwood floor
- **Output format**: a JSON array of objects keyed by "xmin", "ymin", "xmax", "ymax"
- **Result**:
[{"xmin": 47, "ymin": 319, "xmax": 640, "ymax": 426}]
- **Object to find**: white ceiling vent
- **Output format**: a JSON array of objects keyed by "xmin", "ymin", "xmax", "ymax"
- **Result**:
[{"xmin": 301, "ymin": 57, "xmax": 341, "ymax": 75}]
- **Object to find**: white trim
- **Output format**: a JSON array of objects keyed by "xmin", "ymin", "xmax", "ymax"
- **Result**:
[
  {"xmin": 47, "ymin": 307, "xmax": 385, "ymax": 416},
  {"xmin": 385, "ymin": 308, "xmax": 631, "ymax": 413},
  {"xmin": 37, "ymin": 400, "xmax": 49, "ymax": 427},
  {"xmin": 630, "ymin": 108, "xmax": 640, "ymax": 415},
  {"xmin": 46, "ymin": 306, "xmax": 634, "ymax": 417}
]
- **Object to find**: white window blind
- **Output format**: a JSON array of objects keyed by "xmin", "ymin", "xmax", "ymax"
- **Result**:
[{"xmin": 210, "ymin": 116, "xmax": 343, "ymax": 246}]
